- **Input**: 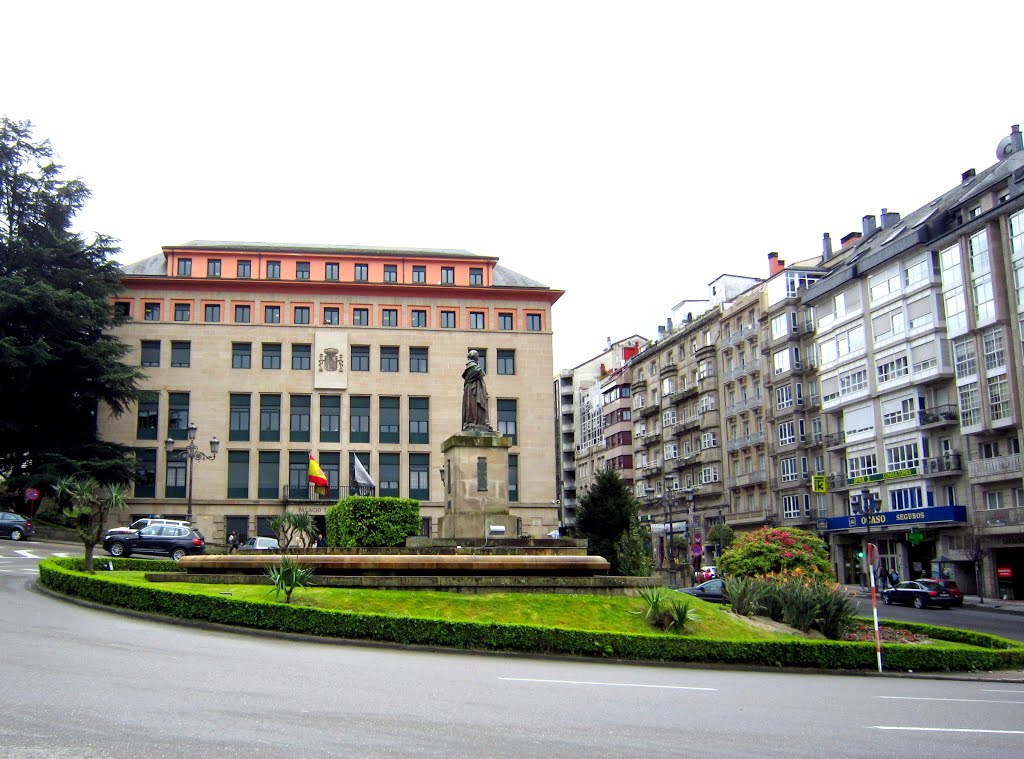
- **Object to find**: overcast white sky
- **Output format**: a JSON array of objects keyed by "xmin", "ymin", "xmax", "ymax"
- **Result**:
[{"xmin": 5, "ymin": 1, "xmax": 1020, "ymax": 371}]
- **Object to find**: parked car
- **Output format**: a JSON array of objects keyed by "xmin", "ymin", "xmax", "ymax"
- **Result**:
[
  {"xmin": 239, "ymin": 536, "xmax": 280, "ymax": 550},
  {"xmin": 881, "ymin": 579, "xmax": 955, "ymax": 609},
  {"xmin": 0, "ymin": 512, "xmax": 34, "ymax": 541},
  {"xmin": 932, "ymin": 578, "xmax": 964, "ymax": 607},
  {"xmin": 103, "ymin": 524, "xmax": 205, "ymax": 560},
  {"xmin": 676, "ymin": 578, "xmax": 726, "ymax": 603},
  {"xmin": 105, "ymin": 517, "xmax": 191, "ymax": 537}
]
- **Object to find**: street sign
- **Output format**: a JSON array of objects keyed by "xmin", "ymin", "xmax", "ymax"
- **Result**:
[
  {"xmin": 690, "ymin": 544, "xmax": 703, "ymax": 557},
  {"xmin": 811, "ymin": 475, "xmax": 827, "ymax": 494},
  {"xmin": 24, "ymin": 487, "xmax": 40, "ymax": 502},
  {"xmin": 693, "ymin": 533, "xmax": 702, "ymax": 544}
]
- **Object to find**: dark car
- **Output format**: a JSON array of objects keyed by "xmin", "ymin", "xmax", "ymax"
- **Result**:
[
  {"xmin": 0, "ymin": 512, "xmax": 34, "ymax": 541},
  {"xmin": 676, "ymin": 578, "xmax": 726, "ymax": 603},
  {"xmin": 882, "ymin": 579, "xmax": 955, "ymax": 609},
  {"xmin": 933, "ymin": 579, "xmax": 964, "ymax": 607},
  {"xmin": 103, "ymin": 524, "xmax": 206, "ymax": 560}
]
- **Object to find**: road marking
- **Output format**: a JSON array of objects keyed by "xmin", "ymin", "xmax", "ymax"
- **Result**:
[
  {"xmin": 499, "ymin": 678, "xmax": 716, "ymax": 691},
  {"xmin": 982, "ymin": 689, "xmax": 1024, "ymax": 694},
  {"xmin": 14, "ymin": 550, "xmax": 40, "ymax": 559},
  {"xmin": 872, "ymin": 726, "xmax": 1024, "ymax": 735},
  {"xmin": 880, "ymin": 696, "xmax": 1024, "ymax": 705}
]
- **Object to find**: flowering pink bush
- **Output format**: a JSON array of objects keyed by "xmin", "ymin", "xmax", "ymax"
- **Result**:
[{"xmin": 718, "ymin": 526, "xmax": 833, "ymax": 579}]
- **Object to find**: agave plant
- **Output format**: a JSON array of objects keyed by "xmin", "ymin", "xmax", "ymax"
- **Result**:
[{"xmin": 265, "ymin": 555, "xmax": 316, "ymax": 603}]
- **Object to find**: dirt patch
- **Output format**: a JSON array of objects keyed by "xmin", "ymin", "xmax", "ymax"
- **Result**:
[
  {"xmin": 733, "ymin": 614, "xmax": 824, "ymax": 638},
  {"xmin": 845, "ymin": 623, "xmax": 932, "ymax": 644}
]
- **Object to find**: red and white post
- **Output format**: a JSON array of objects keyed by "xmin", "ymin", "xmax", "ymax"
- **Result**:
[{"xmin": 866, "ymin": 542, "xmax": 883, "ymax": 673}]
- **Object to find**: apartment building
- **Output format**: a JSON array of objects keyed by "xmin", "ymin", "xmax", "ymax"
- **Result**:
[{"xmin": 105, "ymin": 241, "xmax": 563, "ymax": 542}]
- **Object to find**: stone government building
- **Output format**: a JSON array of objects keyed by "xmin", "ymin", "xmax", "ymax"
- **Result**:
[{"xmin": 102, "ymin": 242, "xmax": 563, "ymax": 542}]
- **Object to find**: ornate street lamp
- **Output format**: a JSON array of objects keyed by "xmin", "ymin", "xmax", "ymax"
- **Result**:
[
  {"xmin": 852, "ymin": 489, "xmax": 879, "ymax": 587},
  {"xmin": 165, "ymin": 422, "xmax": 219, "ymax": 524}
]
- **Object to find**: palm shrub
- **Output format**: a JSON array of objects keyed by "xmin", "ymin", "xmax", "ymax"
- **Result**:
[
  {"xmin": 723, "ymin": 577, "xmax": 763, "ymax": 617},
  {"xmin": 781, "ymin": 579, "xmax": 821, "ymax": 633},
  {"xmin": 816, "ymin": 587, "xmax": 859, "ymax": 640},
  {"xmin": 271, "ymin": 511, "xmax": 318, "ymax": 549},
  {"xmin": 265, "ymin": 555, "xmax": 315, "ymax": 603},
  {"xmin": 666, "ymin": 597, "xmax": 701, "ymax": 634},
  {"xmin": 51, "ymin": 476, "xmax": 128, "ymax": 573}
]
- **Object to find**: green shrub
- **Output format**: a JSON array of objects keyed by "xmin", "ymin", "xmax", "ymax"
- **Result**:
[
  {"xmin": 326, "ymin": 496, "xmax": 420, "ymax": 547},
  {"xmin": 781, "ymin": 581, "xmax": 820, "ymax": 633},
  {"xmin": 760, "ymin": 582, "xmax": 786, "ymax": 622},
  {"xmin": 265, "ymin": 555, "xmax": 316, "ymax": 603},
  {"xmin": 723, "ymin": 577, "xmax": 763, "ymax": 617},
  {"xmin": 666, "ymin": 598, "xmax": 700, "ymax": 634},
  {"xmin": 718, "ymin": 527, "xmax": 832, "ymax": 579},
  {"xmin": 817, "ymin": 590, "xmax": 858, "ymax": 640}
]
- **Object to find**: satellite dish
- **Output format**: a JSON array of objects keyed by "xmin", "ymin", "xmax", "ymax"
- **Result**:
[{"xmin": 997, "ymin": 134, "xmax": 1018, "ymax": 160}]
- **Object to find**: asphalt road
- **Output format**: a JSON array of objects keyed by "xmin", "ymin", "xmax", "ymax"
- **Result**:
[
  {"xmin": 3, "ymin": 541, "xmax": 1023, "ymax": 758},
  {"xmin": 852, "ymin": 595, "xmax": 1024, "ymax": 642}
]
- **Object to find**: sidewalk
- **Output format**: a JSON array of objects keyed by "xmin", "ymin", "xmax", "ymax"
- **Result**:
[{"xmin": 844, "ymin": 584, "xmax": 1024, "ymax": 616}]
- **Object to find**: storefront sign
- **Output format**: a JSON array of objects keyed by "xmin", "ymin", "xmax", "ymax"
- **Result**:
[
  {"xmin": 846, "ymin": 468, "xmax": 917, "ymax": 486},
  {"xmin": 997, "ymin": 566, "xmax": 1013, "ymax": 579},
  {"xmin": 816, "ymin": 505, "xmax": 967, "ymax": 532}
]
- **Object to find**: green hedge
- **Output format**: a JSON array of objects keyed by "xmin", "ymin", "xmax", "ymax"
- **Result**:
[
  {"xmin": 37, "ymin": 559, "xmax": 1024, "ymax": 672},
  {"xmin": 326, "ymin": 496, "xmax": 420, "ymax": 547}
]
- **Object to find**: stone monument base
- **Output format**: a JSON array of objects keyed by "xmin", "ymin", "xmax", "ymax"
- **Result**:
[{"xmin": 439, "ymin": 429, "xmax": 514, "ymax": 539}]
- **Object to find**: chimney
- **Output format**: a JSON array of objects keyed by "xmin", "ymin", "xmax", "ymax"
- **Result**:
[
  {"xmin": 657, "ymin": 325, "xmax": 666, "ymax": 337},
  {"xmin": 822, "ymin": 232, "xmax": 833, "ymax": 260},
  {"xmin": 666, "ymin": 317, "xmax": 673, "ymax": 332},
  {"xmin": 862, "ymin": 215, "xmax": 877, "ymax": 236},
  {"xmin": 1013, "ymin": 125, "xmax": 1024, "ymax": 152},
  {"xmin": 840, "ymin": 231, "xmax": 862, "ymax": 249},
  {"xmin": 962, "ymin": 168, "xmax": 976, "ymax": 183},
  {"xmin": 880, "ymin": 208, "xmax": 901, "ymax": 229},
  {"xmin": 768, "ymin": 251, "xmax": 785, "ymax": 277}
]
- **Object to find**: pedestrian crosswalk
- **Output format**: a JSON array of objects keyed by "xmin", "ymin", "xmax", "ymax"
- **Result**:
[{"xmin": 0, "ymin": 547, "xmax": 74, "ymax": 572}]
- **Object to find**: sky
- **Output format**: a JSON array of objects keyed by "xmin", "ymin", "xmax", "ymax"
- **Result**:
[{"xmin": 5, "ymin": 1, "xmax": 1021, "ymax": 372}]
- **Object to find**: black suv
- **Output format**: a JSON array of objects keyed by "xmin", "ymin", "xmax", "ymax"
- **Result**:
[{"xmin": 103, "ymin": 524, "xmax": 206, "ymax": 560}]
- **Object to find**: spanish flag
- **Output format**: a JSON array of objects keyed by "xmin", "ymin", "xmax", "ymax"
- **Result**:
[{"xmin": 308, "ymin": 454, "xmax": 328, "ymax": 491}]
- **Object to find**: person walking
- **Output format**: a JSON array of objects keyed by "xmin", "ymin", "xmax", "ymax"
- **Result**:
[
  {"xmin": 227, "ymin": 530, "xmax": 240, "ymax": 553},
  {"xmin": 889, "ymin": 567, "xmax": 899, "ymax": 587}
]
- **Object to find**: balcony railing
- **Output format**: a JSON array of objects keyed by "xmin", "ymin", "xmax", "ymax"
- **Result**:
[
  {"xmin": 726, "ymin": 469, "xmax": 768, "ymax": 489},
  {"xmin": 917, "ymin": 405, "xmax": 959, "ymax": 426},
  {"xmin": 978, "ymin": 506, "xmax": 1024, "ymax": 528},
  {"xmin": 968, "ymin": 453, "xmax": 1023, "ymax": 479},
  {"xmin": 283, "ymin": 484, "xmax": 376, "ymax": 502}
]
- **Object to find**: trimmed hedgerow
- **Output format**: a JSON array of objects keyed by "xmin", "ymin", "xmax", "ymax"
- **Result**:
[
  {"xmin": 326, "ymin": 496, "xmax": 420, "ymax": 547},
  {"xmin": 37, "ymin": 559, "xmax": 1024, "ymax": 672}
]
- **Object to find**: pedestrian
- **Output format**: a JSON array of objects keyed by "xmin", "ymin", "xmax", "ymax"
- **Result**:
[
  {"xmin": 315, "ymin": 532, "xmax": 326, "ymax": 548},
  {"xmin": 228, "ymin": 530, "xmax": 240, "ymax": 553},
  {"xmin": 889, "ymin": 568, "xmax": 899, "ymax": 586}
]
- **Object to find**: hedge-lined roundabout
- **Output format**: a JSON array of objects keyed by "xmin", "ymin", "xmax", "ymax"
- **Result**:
[{"xmin": 38, "ymin": 558, "xmax": 1024, "ymax": 672}]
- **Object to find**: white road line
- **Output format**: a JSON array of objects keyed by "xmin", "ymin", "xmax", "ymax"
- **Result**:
[
  {"xmin": 982, "ymin": 689, "xmax": 1024, "ymax": 694},
  {"xmin": 872, "ymin": 726, "xmax": 1024, "ymax": 735},
  {"xmin": 499, "ymin": 678, "xmax": 716, "ymax": 691},
  {"xmin": 52, "ymin": 552, "xmax": 71, "ymax": 557},
  {"xmin": 14, "ymin": 550, "xmax": 40, "ymax": 559},
  {"xmin": 879, "ymin": 696, "xmax": 1024, "ymax": 705}
]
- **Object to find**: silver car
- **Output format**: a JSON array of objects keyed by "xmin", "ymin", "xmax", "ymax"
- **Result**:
[{"xmin": 240, "ymin": 536, "xmax": 279, "ymax": 550}]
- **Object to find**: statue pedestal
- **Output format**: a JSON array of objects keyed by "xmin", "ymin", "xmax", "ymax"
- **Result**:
[{"xmin": 438, "ymin": 430, "xmax": 519, "ymax": 539}]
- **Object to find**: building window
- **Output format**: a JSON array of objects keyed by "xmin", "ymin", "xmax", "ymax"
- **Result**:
[
  {"xmin": 526, "ymin": 313, "xmax": 542, "ymax": 331},
  {"xmin": 229, "ymin": 394, "xmax": 250, "ymax": 441},
  {"xmin": 258, "ymin": 451, "xmax": 280, "ymax": 499},
  {"xmin": 508, "ymin": 453, "xmax": 519, "ymax": 502},
  {"xmin": 114, "ymin": 301, "xmax": 131, "ymax": 319},
  {"xmin": 136, "ymin": 391, "xmax": 159, "ymax": 440},
  {"xmin": 262, "ymin": 343, "xmax": 282, "ymax": 370},
  {"xmin": 498, "ymin": 312, "xmax": 514, "ymax": 330},
  {"xmin": 779, "ymin": 457, "xmax": 797, "ymax": 483},
  {"xmin": 469, "ymin": 267, "xmax": 483, "ymax": 285},
  {"xmin": 885, "ymin": 442, "xmax": 919, "ymax": 472},
  {"xmin": 441, "ymin": 267, "xmax": 455, "ymax": 284},
  {"xmin": 324, "ymin": 307, "xmax": 340, "ymax": 325},
  {"xmin": 958, "ymin": 382, "xmax": 981, "ymax": 427},
  {"xmin": 989, "ymin": 376, "xmax": 1012, "ymax": 421},
  {"xmin": 775, "ymin": 385, "xmax": 792, "ymax": 410},
  {"xmin": 410, "ymin": 347, "xmax": 428, "ymax": 373},
  {"xmin": 165, "ymin": 456, "xmax": 186, "ymax": 499},
  {"xmin": 846, "ymin": 453, "xmax": 878, "ymax": 480},
  {"xmin": 259, "ymin": 394, "xmax": 281, "ymax": 442},
  {"xmin": 350, "ymin": 395, "xmax": 370, "ymax": 443},
  {"xmin": 227, "ymin": 451, "xmax": 249, "ymax": 499},
  {"xmin": 382, "ymin": 308, "xmax": 398, "ymax": 327},
  {"xmin": 170, "ymin": 341, "xmax": 191, "ymax": 368},
  {"xmin": 174, "ymin": 303, "xmax": 191, "ymax": 322},
  {"xmin": 783, "ymin": 495, "xmax": 800, "ymax": 519},
  {"xmin": 353, "ymin": 308, "xmax": 369, "ymax": 326},
  {"xmin": 237, "ymin": 260, "xmax": 251, "ymax": 278},
  {"xmin": 204, "ymin": 304, "xmax": 221, "ymax": 322},
  {"xmin": 497, "ymin": 399, "xmax": 517, "ymax": 444},
  {"xmin": 953, "ymin": 336, "xmax": 977, "ymax": 379},
  {"xmin": 144, "ymin": 302, "xmax": 161, "ymax": 321},
  {"xmin": 411, "ymin": 309, "xmax": 427, "ymax": 327},
  {"xmin": 292, "ymin": 344, "xmax": 311, "ymax": 370},
  {"xmin": 379, "ymin": 397, "xmax": 400, "ymax": 443},
  {"xmin": 177, "ymin": 258, "xmax": 192, "ymax": 277},
  {"xmin": 267, "ymin": 261, "xmax": 281, "ymax": 279},
  {"xmin": 234, "ymin": 304, "xmax": 251, "ymax": 323},
  {"xmin": 320, "ymin": 395, "xmax": 341, "ymax": 443},
  {"xmin": 409, "ymin": 453, "xmax": 430, "ymax": 500},
  {"xmin": 889, "ymin": 487, "xmax": 923, "ymax": 511},
  {"xmin": 384, "ymin": 264, "xmax": 397, "ymax": 282},
  {"xmin": 296, "ymin": 262, "xmax": 310, "ymax": 280},
  {"xmin": 167, "ymin": 392, "xmax": 190, "ymax": 440},
  {"xmin": 350, "ymin": 345, "xmax": 369, "ymax": 371},
  {"xmin": 264, "ymin": 305, "xmax": 281, "ymax": 324},
  {"xmin": 379, "ymin": 453, "xmax": 400, "ymax": 497},
  {"xmin": 409, "ymin": 397, "xmax": 429, "ymax": 444},
  {"xmin": 412, "ymin": 265, "xmax": 426, "ymax": 283},
  {"xmin": 471, "ymin": 348, "xmax": 487, "ymax": 373},
  {"xmin": 876, "ymin": 355, "xmax": 909, "ymax": 384},
  {"xmin": 778, "ymin": 421, "xmax": 795, "ymax": 446},
  {"xmin": 141, "ymin": 340, "xmax": 160, "ymax": 367},
  {"xmin": 496, "ymin": 349, "xmax": 515, "ymax": 375},
  {"xmin": 380, "ymin": 346, "xmax": 399, "ymax": 372},
  {"xmin": 469, "ymin": 311, "xmax": 485, "ymax": 329},
  {"xmin": 294, "ymin": 306, "xmax": 310, "ymax": 325},
  {"xmin": 232, "ymin": 342, "xmax": 251, "ymax": 369},
  {"xmin": 325, "ymin": 262, "xmax": 339, "ymax": 281},
  {"xmin": 355, "ymin": 263, "xmax": 368, "ymax": 281},
  {"xmin": 441, "ymin": 310, "xmax": 456, "ymax": 328},
  {"xmin": 290, "ymin": 395, "xmax": 311, "ymax": 442},
  {"xmin": 983, "ymin": 327, "xmax": 1006, "ymax": 371},
  {"xmin": 133, "ymin": 448, "xmax": 157, "ymax": 498}
]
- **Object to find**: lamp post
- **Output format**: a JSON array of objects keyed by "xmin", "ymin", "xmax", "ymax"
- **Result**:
[
  {"xmin": 682, "ymin": 487, "xmax": 697, "ymax": 586},
  {"xmin": 663, "ymin": 486, "xmax": 677, "ymax": 588},
  {"xmin": 165, "ymin": 422, "xmax": 219, "ymax": 525},
  {"xmin": 852, "ymin": 489, "xmax": 879, "ymax": 588},
  {"xmin": 716, "ymin": 506, "xmax": 724, "ymax": 566}
]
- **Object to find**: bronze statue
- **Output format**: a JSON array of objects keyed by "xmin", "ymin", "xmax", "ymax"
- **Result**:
[{"xmin": 462, "ymin": 350, "xmax": 491, "ymax": 430}]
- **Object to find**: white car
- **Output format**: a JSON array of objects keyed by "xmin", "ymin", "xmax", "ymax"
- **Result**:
[
  {"xmin": 105, "ymin": 518, "xmax": 191, "ymax": 536},
  {"xmin": 240, "ymin": 536, "xmax": 279, "ymax": 550}
]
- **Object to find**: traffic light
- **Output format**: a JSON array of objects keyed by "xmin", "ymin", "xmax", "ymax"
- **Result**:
[{"xmin": 856, "ymin": 549, "xmax": 865, "ymax": 559}]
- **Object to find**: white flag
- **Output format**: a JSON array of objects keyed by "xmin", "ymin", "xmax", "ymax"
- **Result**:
[{"xmin": 353, "ymin": 455, "xmax": 376, "ymax": 488}]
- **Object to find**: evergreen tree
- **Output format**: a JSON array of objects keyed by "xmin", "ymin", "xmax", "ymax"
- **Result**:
[
  {"xmin": 0, "ymin": 117, "xmax": 143, "ymax": 511},
  {"xmin": 574, "ymin": 469, "xmax": 643, "ymax": 575}
]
